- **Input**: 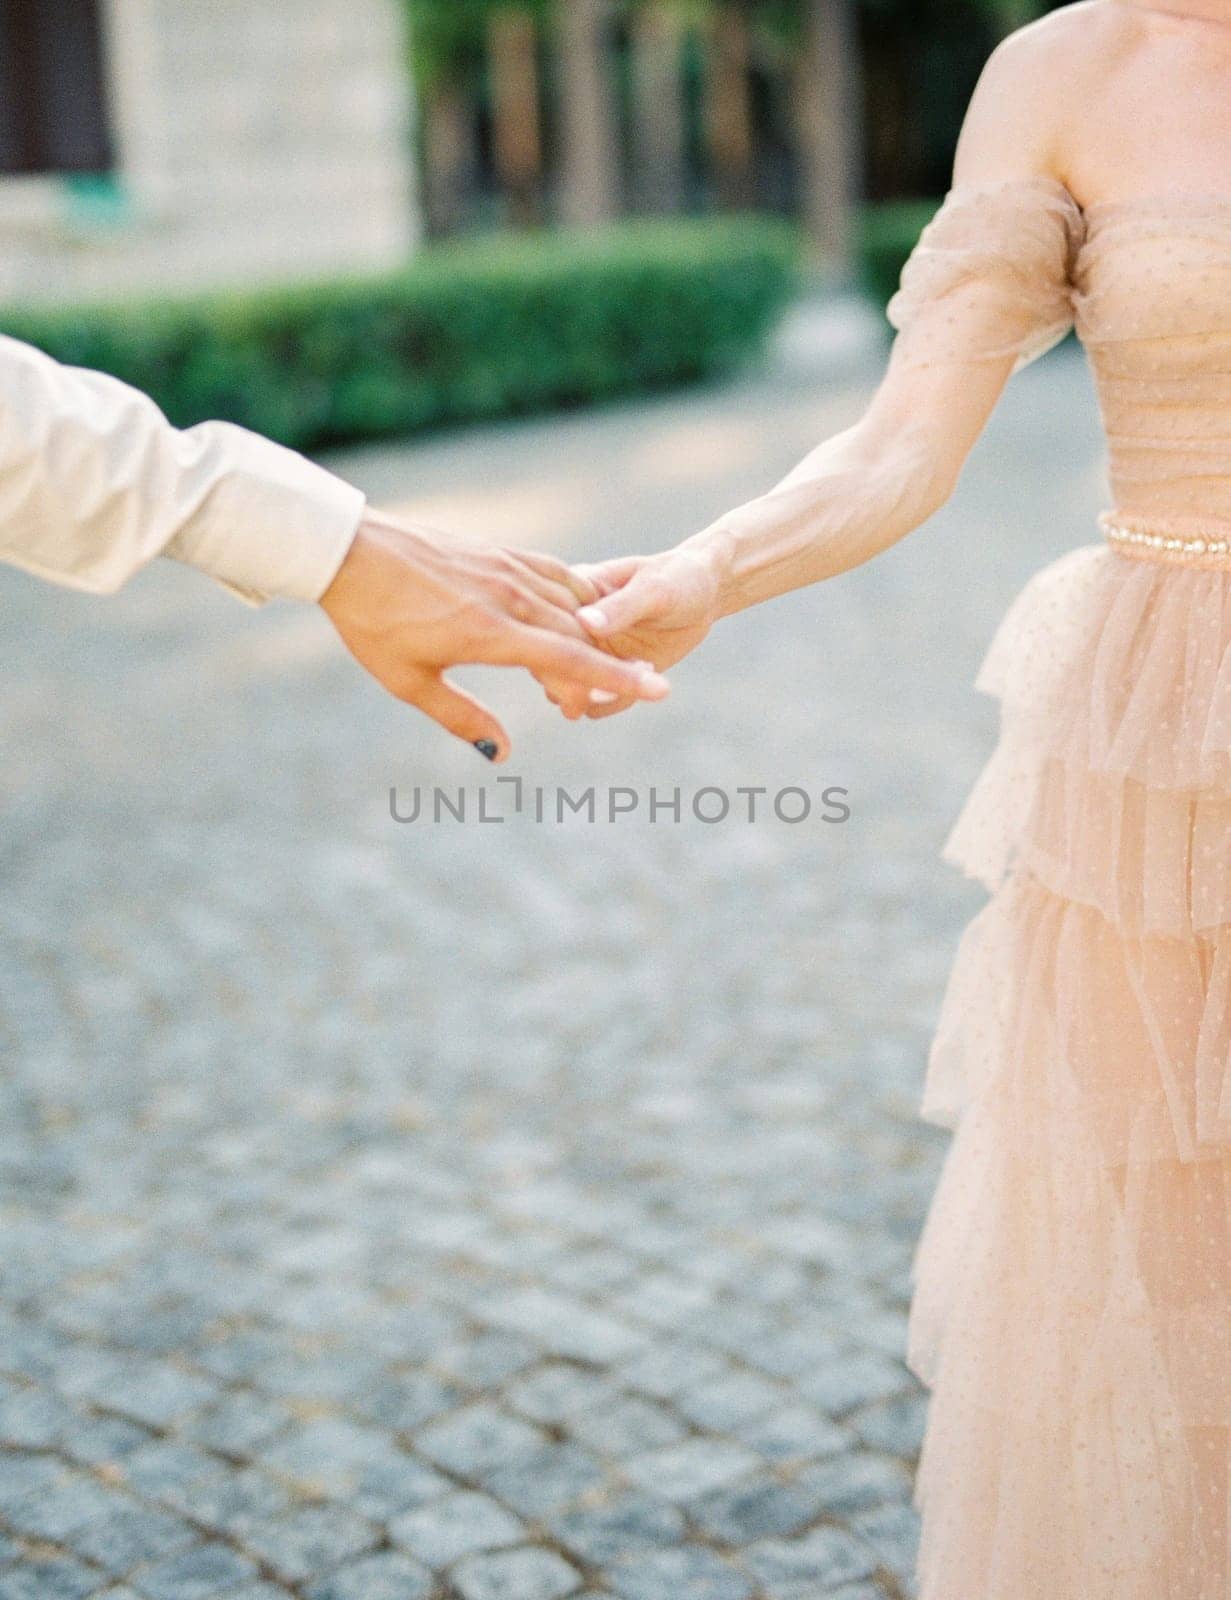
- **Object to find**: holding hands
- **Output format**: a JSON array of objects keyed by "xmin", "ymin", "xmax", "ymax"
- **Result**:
[
  {"xmin": 571, "ymin": 542, "xmax": 728, "ymax": 718},
  {"xmin": 320, "ymin": 509, "xmax": 733, "ymax": 756},
  {"xmin": 318, "ymin": 509, "xmax": 676, "ymax": 761}
]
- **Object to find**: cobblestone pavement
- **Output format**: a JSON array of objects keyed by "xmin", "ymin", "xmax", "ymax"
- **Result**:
[{"xmin": 0, "ymin": 311, "xmax": 1105, "ymax": 1600}]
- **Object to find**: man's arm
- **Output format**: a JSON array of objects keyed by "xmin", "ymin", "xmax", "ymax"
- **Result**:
[
  {"xmin": 0, "ymin": 332, "xmax": 670, "ymax": 757},
  {"xmin": 0, "ymin": 331, "xmax": 363, "ymax": 604}
]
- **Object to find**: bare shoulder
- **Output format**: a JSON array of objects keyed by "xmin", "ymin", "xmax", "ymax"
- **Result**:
[{"xmin": 952, "ymin": 2, "xmax": 1123, "ymax": 185}]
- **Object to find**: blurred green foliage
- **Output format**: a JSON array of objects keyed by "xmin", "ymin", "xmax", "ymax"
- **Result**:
[
  {"xmin": 2, "ymin": 218, "xmax": 798, "ymax": 452},
  {"xmin": 857, "ymin": 195, "xmax": 938, "ymax": 308},
  {"xmin": 410, "ymin": 0, "xmax": 548, "ymax": 93}
]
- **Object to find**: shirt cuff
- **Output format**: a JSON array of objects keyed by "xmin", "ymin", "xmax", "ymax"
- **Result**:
[{"xmin": 160, "ymin": 422, "xmax": 366, "ymax": 606}]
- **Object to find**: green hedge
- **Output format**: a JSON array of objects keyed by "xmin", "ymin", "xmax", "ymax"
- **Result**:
[
  {"xmin": 857, "ymin": 198, "xmax": 941, "ymax": 311},
  {"xmin": 0, "ymin": 218, "xmax": 798, "ymax": 454}
]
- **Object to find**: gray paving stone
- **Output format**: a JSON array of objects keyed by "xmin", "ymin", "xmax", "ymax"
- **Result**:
[
  {"xmin": 429, "ymin": 1331, "xmax": 540, "ymax": 1387},
  {"xmin": 180, "ymin": 1393, "xmax": 293, "ymax": 1456},
  {"xmin": 130, "ymin": 1541, "xmax": 262, "ymax": 1600},
  {"xmin": 743, "ymin": 1326, "xmax": 853, "ymax": 1381},
  {"xmin": 211, "ymin": 1587, "xmax": 291, "ymax": 1600},
  {"xmin": 687, "ymin": 1475, "xmax": 827, "ymax": 1544},
  {"xmin": 797, "ymin": 1354, "xmax": 914, "ymax": 1419},
  {"xmin": 849, "ymin": 1500, "xmax": 921, "ymax": 1586},
  {"xmin": 69, "ymin": 1501, "xmax": 198, "ymax": 1573},
  {"xmin": 303, "ymin": 1550, "xmax": 433, "ymax": 1600},
  {"xmin": 478, "ymin": 1290, "xmax": 650, "ymax": 1365},
  {"xmin": 60, "ymin": 1412, "xmax": 152, "ymax": 1467},
  {"xmin": 237, "ymin": 1505, "xmax": 380, "ymax": 1584},
  {"xmin": 2, "ymin": 1472, "xmax": 118, "ymax": 1542},
  {"xmin": 795, "ymin": 1452, "xmax": 913, "ymax": 1517},
  {"xmin": 389, "ymin": 1490, "xmax": 525, "ymax": 1567},
  {"xmin": 0, "ymin": 1557, "xmax": 96, "ymax": 1600},
  {"xmin": 0, "ymin": 1386, "xmax": 72, "ymax": 1447},
  {"xmin": 259, "ymin": 1418, "xmax": 436, "ymax": 1517},
  {"xmin": 608, "ymin": 1547, "xmax": 755, "ymax": 1600},
  {"xmin": 451, "ymin": 1546, "xmax": 583, "ymax": 1600},
  {"xmin": 622, "ymin": 1439, "xmax": 763, "ymax": 1504},
  {"xmin": 414, "ymin": 1402, "xmax": 546, "ymax": 1478},
  {"xmin": 731, "ymin": 1403, "xmax": 851, "ymax": 1464},
  {"xmin": 0, "ymin": 1452, "xmax": 67, "ymax": 1516},
  {"xmin": 565, "ymin": 1394, "xmax": 686, "ymax": 1456},
  {"xmin": 188, "ymin": 1332, "xmax": 284, "ymax": 1388},
  {"xmin": 349, "ymin": 1373, "xmax": 461, "ymax": 1433},
  {"xmin": 674, "ymin": 1370, "xmax": 786, "ymax": 1432},
  {"xmin": 504, "ymin": 1363, "xmax": 617, "ymax": 1424},
  {"xmin": 180, "ymin": 1467, "xmax": 294, "ymax": 1537},
  {"xmin": 548, "ymin": 1490, "xmax": 688, "ymax": 1565},
  {"xmin": 57, "ymin": 1351, "xmax": 220, "ymax": 1429},
  {"xmin": 846, "ymin": 1391, "xmax": 929, "ymax": 1458},
  {"xmin": 480, "ymin": 1441, "xmax": 608, "ymax": 1516},
  {"xmin": 213, "ymin": 1588, "xmax": 290, "ymax": 1600},
  {"xmin": 616, "ymin": 1344, "xmax": 729, "ymax": 1401},
  {"xmin": 120, "ymin": 1443, "xmax": 230, "ymax": 1510},
  {"xmin": 743, "ymin": 1528, "xmax": 880, "ymax": 1598}
]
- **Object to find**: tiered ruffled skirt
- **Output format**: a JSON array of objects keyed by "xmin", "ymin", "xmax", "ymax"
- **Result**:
[{"xmin": 909, "ymin": 540, "xmax": 1231, "ymax": 1599}]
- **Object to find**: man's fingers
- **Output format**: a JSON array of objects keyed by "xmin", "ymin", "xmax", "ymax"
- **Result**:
[
  {"xmin": 497, "ymin": 626, "xmax": 670, "ymax": 701},
  {"xmin": 584, "ymin": 692, "xmax": 638, "ymax": 721},
  {"xmin": 511, "ymin": 566, "xmax": 596, "ymax": 620},
  {"xmin": 513, "ymin": 551, "xmax": 601, "ymax": 606},
  {"xmin": 477, "ymin": 580, "xmax": 592, "ymax": 640},
  {"xmin": 411, "ymin": 673, "xmax": 510, "ymax": 762}
]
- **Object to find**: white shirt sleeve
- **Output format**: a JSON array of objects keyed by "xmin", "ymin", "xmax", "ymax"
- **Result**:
[{"xmin": 0, "ymin": 332, "xmax": 366, "ymax": 606}]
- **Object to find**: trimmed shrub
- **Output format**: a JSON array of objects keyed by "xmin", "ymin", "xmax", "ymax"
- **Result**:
[
  {"xmin": 0, "ymin": 218, "xmax": 799, "ymax": 453},
  {"xmin": 857, "ymin": 197, "xmax": 940, "ymax": 311}
]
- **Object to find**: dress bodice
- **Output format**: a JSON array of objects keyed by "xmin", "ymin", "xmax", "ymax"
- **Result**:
[{"xmin": 886, "ymin": 176, "xmax": 1231, "ymax": 539}]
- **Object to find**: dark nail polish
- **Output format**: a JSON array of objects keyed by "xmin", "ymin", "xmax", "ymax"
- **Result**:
[{"xmin": 474, "ymin": 739, "xmax": 498, "ymax": 762}]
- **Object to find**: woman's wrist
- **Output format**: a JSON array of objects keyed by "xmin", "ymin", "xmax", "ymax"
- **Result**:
[{"xmin": 677, "ymin": 522, "xmax": 742, "ymax": 618}]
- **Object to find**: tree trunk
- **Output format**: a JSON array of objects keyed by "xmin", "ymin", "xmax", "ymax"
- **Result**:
[
  {"xmin": 488, "ymin": 6, "xmax": 543, "ymax": 226},
  {"xmin": 704, "ymin": 1, "xmax": 756, "ymax": 211},
  {"xmin": 793, "ymin": 0, "xmax": 863, "ymax": 276},
  {"xmin": 422, "ymin": 83, "xmax": 478, "ymax": 237},
  {"xmin": 629, "ymin": 2, "xmax": 687, "ymax": 216},
  {"xmin": 557, "ymin": 0, "xmax": 621, "ymax": 228}
]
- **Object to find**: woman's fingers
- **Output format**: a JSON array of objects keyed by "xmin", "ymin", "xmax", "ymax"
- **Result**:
[
  {"xmin": 572, "ymin": 556, "xmax": 645, "ymax": 598},
  {"xmin": 577, "ymin": 566, "xmax": 663, "ymax": 637}
]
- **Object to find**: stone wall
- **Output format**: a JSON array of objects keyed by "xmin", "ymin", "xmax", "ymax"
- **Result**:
[{"xmin": 0, "ymin": 0, "xmax": 420, "ymax": 304}]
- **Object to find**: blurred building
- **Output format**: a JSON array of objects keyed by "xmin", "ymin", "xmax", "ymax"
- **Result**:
[{"xmin": 0, "ymin": 0, "xmax": 422, "ymax": 305}]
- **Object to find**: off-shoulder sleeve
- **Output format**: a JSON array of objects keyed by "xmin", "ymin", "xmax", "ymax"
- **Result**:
[
  {"xmin": 885, "ymin": 177, "xmax": 1085, "ymax": 374},
  {"xmin": 685, "ymin": 177, "xmax": 1090, "ymax": 612}
]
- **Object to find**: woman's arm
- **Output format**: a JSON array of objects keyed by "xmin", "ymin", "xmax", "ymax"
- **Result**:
[{"xmin": 576, "ymin": 16, "xmax": 1083, "ymax": 681}]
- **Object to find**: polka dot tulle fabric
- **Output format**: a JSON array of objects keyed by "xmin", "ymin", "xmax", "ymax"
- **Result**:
[{"xmin": 891, "ymin": 179, "xmax": 1231, "ymax": 1598}]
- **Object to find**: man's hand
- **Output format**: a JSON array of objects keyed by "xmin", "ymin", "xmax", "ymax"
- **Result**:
[
  {"xmin": 318, "ymin": 511, "xmax": 671, "ymax": 760},
  {"xmin": 572, "ymin": 545, "xmax": 723, "ymax": 719}
]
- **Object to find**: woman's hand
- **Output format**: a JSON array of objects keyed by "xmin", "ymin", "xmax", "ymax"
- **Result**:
[
  {"xmin": 319, "ymin": 511, "xmax": 671, "ymax": 758},
  {"xmin": 571, "ymin": 544, "xmax": 726, "ymax": 719}
]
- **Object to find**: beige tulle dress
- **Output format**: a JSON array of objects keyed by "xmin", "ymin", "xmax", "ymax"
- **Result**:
[{"xmin": 885, "ymin": 177, "xmax": 1231, "ymax": 1598}]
